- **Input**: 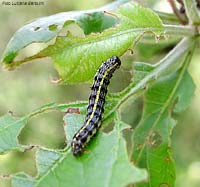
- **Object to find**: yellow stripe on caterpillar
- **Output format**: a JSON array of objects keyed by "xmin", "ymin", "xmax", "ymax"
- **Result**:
[{"xmin": 71, "ymin": 56, "xmax": 121, "ymax": 156}]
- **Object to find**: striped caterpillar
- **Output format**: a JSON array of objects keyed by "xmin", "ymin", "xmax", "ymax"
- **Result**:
[{"xmin": 71, "ymin": 56, "xmax": 121, "ymax": 156}]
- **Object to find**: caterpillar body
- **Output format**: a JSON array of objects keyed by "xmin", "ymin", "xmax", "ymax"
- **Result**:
[{"xmin": 71, "ymin": 56, "xmax": 121, "ymax": 156}]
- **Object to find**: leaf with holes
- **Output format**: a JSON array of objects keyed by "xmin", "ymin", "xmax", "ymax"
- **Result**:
[
  {"xmin": 2, "ymin": 2, "xmax": 163, "ymax": 84},
  {"xmin": 12, "ymin": 113, "xmax": 147, "ymax": 187},
  {"xmin": 132, "ymin": 53, "xmax": 195, "ymax": 187},
  {"xmin": 1, "ymin": 0, "xmax": 128, "ymax": 66}
]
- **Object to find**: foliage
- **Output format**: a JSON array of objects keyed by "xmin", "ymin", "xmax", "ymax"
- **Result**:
[{"xmin": 0, "ymin": 0, "xmax": 199, "ymax": 187}]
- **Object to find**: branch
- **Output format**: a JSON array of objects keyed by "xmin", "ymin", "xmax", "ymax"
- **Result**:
[{"xmin": 117, "ymin": 37, "xmax": 196, "ymax": 107}]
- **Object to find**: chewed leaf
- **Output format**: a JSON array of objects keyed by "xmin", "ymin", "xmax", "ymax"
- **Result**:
[
  {"xmin": 2, "ymin": 11, "xmax": 118, "ymax": 65},
  {"xmin": 0, "ymin": 114, "xmax": 27, "ymax": 153},
  {"xmin": 15, "ymin": 117, "xmax": 147, "ymax": 187},
  {"xmin": 40, "ymin": 2, "xmax": 163, "ymax": 84},
  {"xmin": 12, "ymin": 119, "xmax": 147, "ymax": 187},
  {"xmin": 1, "ymin": 0, "xmax": 126, "ymax": 66},
  {"xmin": 0, "ymin": 101, "xmax": 88, "ymax": 154},
  {"xmin": 132, "ymin": 53, "xmax": 195, "ymax": 187},
  {"xmin": 2, "ymin": 2, "xmax": 163, "ymax": 84}
]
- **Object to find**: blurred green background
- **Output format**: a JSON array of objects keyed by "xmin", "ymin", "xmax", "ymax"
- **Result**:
[{"xmin": 0, "ymin": 0, "xmax": 200, "ymax": 187}]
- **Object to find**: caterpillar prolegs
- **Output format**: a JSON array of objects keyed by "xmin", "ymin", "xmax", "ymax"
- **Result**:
[{"xmin": 71, "ymin": 56, "xmax": 121, "ymax": 156}]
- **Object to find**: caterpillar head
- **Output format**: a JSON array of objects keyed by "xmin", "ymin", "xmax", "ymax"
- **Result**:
[{"xmin": 109, "ymin": 56, "xmax": 121, "ymax": 68}]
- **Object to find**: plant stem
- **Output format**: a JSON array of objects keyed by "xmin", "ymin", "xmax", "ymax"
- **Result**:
[
  {"xmin": 163, "ymin": 24, "xmax": 197, "ymax": 36},
  {"xmin": 183, "ymin": 0, "xmax": 200, "ymax": 24},
  {"xmin": 116, "ymin": 37, "xmax": 196, "ymax": 109}
]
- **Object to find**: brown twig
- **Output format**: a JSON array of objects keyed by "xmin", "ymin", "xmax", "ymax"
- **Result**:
[{"xmin": 168, "ymin": 0, "xmax": 188, "ymax": 24}]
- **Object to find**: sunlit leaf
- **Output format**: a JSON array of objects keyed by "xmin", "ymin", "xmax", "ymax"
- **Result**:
[{"xmin": 2, "ymin": 2, "xmax": 163, "ymax": 84}]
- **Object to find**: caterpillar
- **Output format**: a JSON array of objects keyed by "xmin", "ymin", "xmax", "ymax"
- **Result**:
[{"xmin": 71, "ymin": 56, "xmax": 121, "ymax": 156}]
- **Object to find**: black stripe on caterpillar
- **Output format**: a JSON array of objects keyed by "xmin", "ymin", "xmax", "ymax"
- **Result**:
[{"xmin": 71, "ymin": 56, "xmax": 121, "ymax": 156}]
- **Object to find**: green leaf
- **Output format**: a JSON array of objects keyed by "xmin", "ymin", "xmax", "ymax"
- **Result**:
[
  {"xmin": 2, "ymin": 2, "xmax": 163, "ymax": 84},
  {"xmin": 1, "ymin": 0, "xmax": 128, "ymax": 65},
  {"xmin": 12, "ymin": 173, "xmax": 35, "ymax": 187},
  {"xmin": 0, "ymin": 0, "xmax": 127, "ymax": 66},
  {"xmin": 132, "ymin": 53, "xmax": 195, "ymax": 187},
  {"xmin": 0, "ymin": 114, "xmax": 27, "ymax": 153},
  {"xmin": 12, "ymin": 113, "xmax": 147, "ymax": 187},
  {"xmin": 23, "ymin": 113, "xmax": 147, "ymax": 187},
  {"xmin": 36, "ymin": 148, "xmax": 62, "ymax": 177},
  {"xmin": 77, "ymin": 12, "xmax": 118, "ymax": 35},
  {"xmin": 133, "ymin": 62, "xmax": 155, "ymax": 83},
  {"xmin": 0, "ymin": 101, "xmax": 88, "ymax": 154},
  {"xmin": 40, "ymin": 2, "xmax": 163, "ymax": 84},
  {"xmin": 64, "ymin": 113, "xmax": 85, "ymax": 144}
]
